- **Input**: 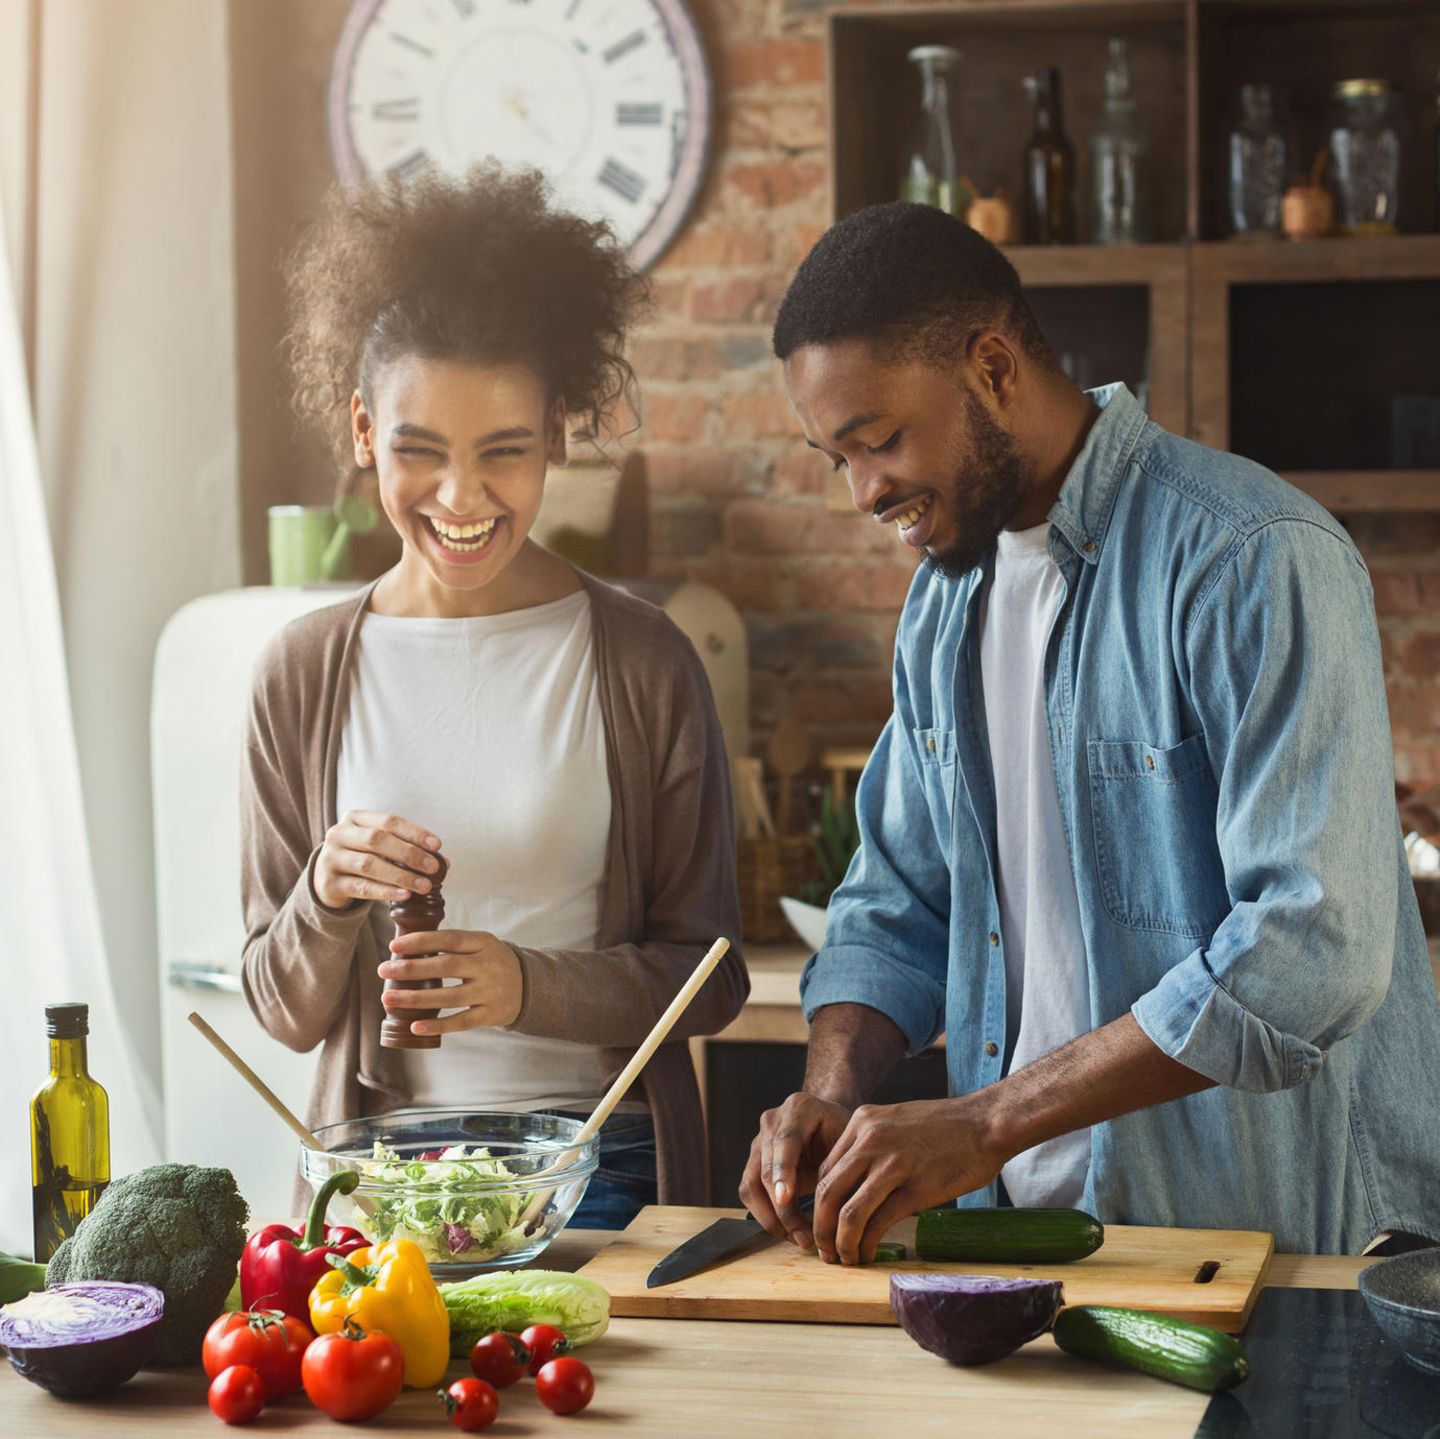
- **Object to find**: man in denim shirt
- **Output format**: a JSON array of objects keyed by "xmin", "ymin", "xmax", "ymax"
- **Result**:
[{"xmin": 740, "ymin": 202, "xmax": 1440, "ymax": 1261}]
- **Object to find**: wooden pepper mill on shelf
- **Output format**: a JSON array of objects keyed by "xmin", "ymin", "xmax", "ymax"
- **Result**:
[{"xmin": 380, "ymin": 853, "xmax": 449, "ymax": 1051}]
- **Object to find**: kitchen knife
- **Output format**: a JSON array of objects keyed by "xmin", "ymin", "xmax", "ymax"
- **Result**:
[{"xmin": 646, "ymin": 1198, "xmax": 814, "ymax": 1289}]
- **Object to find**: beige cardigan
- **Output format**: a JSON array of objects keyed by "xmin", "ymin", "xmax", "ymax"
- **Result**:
[{"xmin": 239, "ymin": 573, "xmax": 748, "ymax": 1208}]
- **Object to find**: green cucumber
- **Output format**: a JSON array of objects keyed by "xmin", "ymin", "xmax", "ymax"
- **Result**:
[
  {"xmin": 914, "ymin": 1207, "xmax": 1104, "ymax": 1264},
  {"xmin": 872, "ymin": 1242, "xmax": 907, "ymax": 1264},
  {"xmin": 1053, "ymin": 1305, "xmax": 1250, "ymax": 1392}
]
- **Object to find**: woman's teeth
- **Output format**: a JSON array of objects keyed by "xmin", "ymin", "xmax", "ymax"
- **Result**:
[
  {"xmin": 428, "ymin": 516, "xmax": 498, "ymax": 552},
  {"xmin": 896, "ymin": 494, "xmax": 934, "ymax": 531}
]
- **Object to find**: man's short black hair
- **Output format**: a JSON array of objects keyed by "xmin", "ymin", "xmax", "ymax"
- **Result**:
[{"xmin": 772, "ymin": 201, "xmax": 1053, "ymax": 371}]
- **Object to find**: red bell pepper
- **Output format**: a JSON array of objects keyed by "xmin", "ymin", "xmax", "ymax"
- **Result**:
[{"xmin": 240, "ymin": 1170, "xmax": 368, "ymax": 1322}]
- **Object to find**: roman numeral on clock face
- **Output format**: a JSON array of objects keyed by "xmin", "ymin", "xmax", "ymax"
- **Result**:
[
  {"xmin": 389, "ymin": 149, "xmax": 430, "ymax": 180},
  {"xmin": 616, "ymin": 102, "xmax": 662, "ymax": 126},
  {"xmin": 598, "ymin": 157, "xmax": 647, "ymax": 204},
  {"xmin": 603, "ymin": 30, "xmax": 648, "ymax": 65},
  {"xmin": 373, "ymin": 98, "xmax": 420, "ymax": 121}
]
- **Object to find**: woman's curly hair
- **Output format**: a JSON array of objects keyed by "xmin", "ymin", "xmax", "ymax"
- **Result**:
[{"xmin": 284, "ymin": 163, "xmax": 647, "ymax": 479}]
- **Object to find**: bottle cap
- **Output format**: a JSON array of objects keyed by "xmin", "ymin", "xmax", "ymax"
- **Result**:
[{"xmin": 45, "ymin": 1002, "xmax": 89, "ymax": 1038}]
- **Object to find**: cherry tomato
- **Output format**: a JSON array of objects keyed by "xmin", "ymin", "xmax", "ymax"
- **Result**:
[
  {"xmin": 208, "ymin": 1364, "xmax": 264, "ymax": 1425},
  {"xmin": 301, "ymin": 1319, "xmax": 404, "ymax": 1422},
  {"xmin": 521, "ymin": 1323, "xmax": 570, "ymax": 1375},
  {"xmin": 439, "ymin": 1376, "xmax": 500, "ymax": 1431},
  {"xmin": 203, "ymin": 1309, "xmax": 313, "ymax": 1399},
  {"xmin": 535, "ymin": 1356, "xmax": 595, "ymax": 1415},
  {"xmin": 469, "ymin": 1331, "xmax": 530, "ymax": 1388}
]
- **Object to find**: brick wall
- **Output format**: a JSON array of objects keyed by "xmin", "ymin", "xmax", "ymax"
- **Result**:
[
  {"xmin": 229, "ymin": 0, "xmax": 1439, "ymax": 789},
  {"xmin": 632, "ymin": 11, "xmax": 1440, "ymax": 789}
]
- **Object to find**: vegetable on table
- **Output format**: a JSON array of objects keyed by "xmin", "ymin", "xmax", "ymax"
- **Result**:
[
  {"xmin": 301, "ymin": 1318, "xmax": 405, "ymax": 1422},
  {"xmin": 1053, "ymin": 1304, "xmax": 1251, "ymax": 1392},
  {"xmin": 535, "ymin": 1355, "xmax": 595, "ymax": 1415},
  {"xmin": 43, "ymin": 1162, "xmax": 249, "ymax": 1364},
  {"xmin": 239, "ymin": 1169, "xmax": 366, "ymax": 1322},
  {"xmin": 0, "ymin": 1253, "xmax": 48, "ymax": 1305},
  {"xmin": 203, "ymin": 1309, "xmax": 313, "ymax": 1400},
  {"xmin": 469, "ymin": 1331, "xmax": 530, "ymax": 1388},
  {"xmin": 440, "ymin": 1376, "xmax": 500, "ymax": 1431},
  {"xmin": 362, "ymin": 1142, "xmax": 530, "ymax": 1264},
  {"xmin": 208, "ymin": 1364, "xmax": 264, "ymax": 1425},
  {"xmin": 440, "ymin": 1269, "xmax": 610, "ymax": 1356},
  {"xmin": 309, "ymin": 1238, "xmax": 450, "ymax": 1389},
  {"xmin": 521, "ymin": 1322, "xmax": 570, "ymax": 1374},
  {"xmin": 0, "ymin": 1280, "xmax": 164, "ymax": 1397},
  {"xmin": 890, "ymin": 1274, "xmax": 1064, "ymax": 1366},
  {"xmin": 914, "ymin": 1207, "xmax": 1104, "ymax": 1265}
]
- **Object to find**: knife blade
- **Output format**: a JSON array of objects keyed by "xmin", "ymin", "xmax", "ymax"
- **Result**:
[{"xmin": 645, "ymin": 1197, "xmax": 814, "ymax": 1289}]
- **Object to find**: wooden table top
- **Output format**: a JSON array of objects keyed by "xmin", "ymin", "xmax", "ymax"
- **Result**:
[{"xmin": 0, "ymin": 1228, "xmax": 1370, "ymax": 1437}]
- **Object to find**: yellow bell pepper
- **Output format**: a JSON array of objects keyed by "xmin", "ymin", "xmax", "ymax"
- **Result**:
[{"xmin": 308, "ymin": 1238, "xmax": 450, "ymax": 1388}]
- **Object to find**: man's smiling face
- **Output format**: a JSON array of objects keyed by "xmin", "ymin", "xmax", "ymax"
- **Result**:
[{"xmin": 784, "ymin": 337, "xmax": 1032, "ymax": 580}]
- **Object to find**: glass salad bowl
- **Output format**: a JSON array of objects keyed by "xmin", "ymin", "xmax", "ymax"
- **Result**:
[{"xmin": 301, "ymin": 1109, "xmax": 599, "ymax": 1278}]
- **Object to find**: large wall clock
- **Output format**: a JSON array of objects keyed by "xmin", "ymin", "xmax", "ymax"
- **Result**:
[{"xmin": 327, "ymin": 0, "xmax": 714, "ymax": 270}]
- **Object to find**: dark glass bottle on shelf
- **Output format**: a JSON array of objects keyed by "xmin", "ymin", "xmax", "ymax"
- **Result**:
[
  {"xmin": 1021, "ymin": 68, "xmax": 1076, "ymax": 244},
  {"xmin": 31, "ymin": 1002, "xmax": 110, "ymax": 1261}
]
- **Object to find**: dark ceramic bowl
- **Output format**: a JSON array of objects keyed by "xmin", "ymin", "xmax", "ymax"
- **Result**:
[{"xmin": 1358, "ymin": 1247, "xmax": 1440, "ymax": 1377}]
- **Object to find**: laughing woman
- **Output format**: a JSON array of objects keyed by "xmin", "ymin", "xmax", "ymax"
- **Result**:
[{"xmin": 240, "ymin": 165, "xmax": 747, "ymax": 1226}]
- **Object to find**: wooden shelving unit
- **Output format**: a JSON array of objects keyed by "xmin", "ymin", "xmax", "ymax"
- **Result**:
[{"xmin": 825, "ymin": 0, "xmax": 1440, "ymax": 513}]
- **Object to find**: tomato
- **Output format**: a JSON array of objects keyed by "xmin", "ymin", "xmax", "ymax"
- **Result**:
[
  {"xmin": 203, "ymin": 1309, "xmax": 313, "ymax": 1400},
  {"xmin": 300, "ymin": 1320, "xmax": 405, "ymax": 1421},
  {"xmin": 535, "ymin": 1357, "xmax": 594, "ymax": 1415},
  {"xmin": 469, "ymin": 1331, "xmax": 530, "ymax": 1388},
  {"xmin": 208, "ymin": 1364, "xmax": 264, "ymax": 1425},
  {"xmin": 439, "ymin": 1376, "xmax": 500, "ymax": 1431},
  {"xmin": 520, "ymin": 1323, "xmax": 570, "ymax": 1375}
]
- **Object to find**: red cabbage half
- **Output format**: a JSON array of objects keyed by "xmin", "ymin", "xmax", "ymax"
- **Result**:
[
  {"xmin": 0, "ymin": 1281, "xmax": 164, "ymax": 1397},
  {"xmin": 890, "ymin": 1273, "xmax": 1064, "ymax": 1365}
]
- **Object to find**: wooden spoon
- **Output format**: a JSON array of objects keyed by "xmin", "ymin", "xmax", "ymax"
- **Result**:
[{"xmin": 767, "ymin": 716, "xmax": 812, "ymax": 837}]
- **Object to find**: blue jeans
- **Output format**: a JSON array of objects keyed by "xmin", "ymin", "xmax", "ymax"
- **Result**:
[{"xmin": 549, "ymin": 1111, "xmax": 657, "ymax": 1231}]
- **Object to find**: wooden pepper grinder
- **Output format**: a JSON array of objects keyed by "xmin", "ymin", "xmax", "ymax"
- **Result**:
[{"xmin": 380, "ymin": 853, "xmax": 448, "ymax": 1051}]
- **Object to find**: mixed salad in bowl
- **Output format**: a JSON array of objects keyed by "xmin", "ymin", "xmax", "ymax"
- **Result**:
[
  {"xmin": 361, "ymin": 1142, "xmax": 531, "ymax": 1264},
  {"xmin": 301, "ymin": 1110, "xmax": 599, "ymax": 1275}
]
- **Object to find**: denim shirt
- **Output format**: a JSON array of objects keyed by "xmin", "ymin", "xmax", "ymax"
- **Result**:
[{"xmin": 801, "ymin": 384, "xmax": 1440, "ymax": 1254}]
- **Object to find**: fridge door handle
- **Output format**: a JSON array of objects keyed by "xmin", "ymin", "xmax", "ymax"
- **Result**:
[{"xmin": 167, "ymin": 961, "xmax": 244, "ymax": 995}]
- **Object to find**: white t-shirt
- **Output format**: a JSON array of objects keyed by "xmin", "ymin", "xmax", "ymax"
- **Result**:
[
  {"xmin": 978, "ymin": 523, "xmax": 1093, "ymax": 1209},
  {"xmin": 336, "ymin": 590, "xmax": 619, "ymax": 1111}
]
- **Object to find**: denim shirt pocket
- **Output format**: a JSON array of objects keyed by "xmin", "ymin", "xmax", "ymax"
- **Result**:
[
  {"xmin": 913, "ymin": 726, "xmax": 957, "ymax": 831},
  {"xmin": 1086, "ymin": 733, "xmax": 1229, "ymax": 937}
]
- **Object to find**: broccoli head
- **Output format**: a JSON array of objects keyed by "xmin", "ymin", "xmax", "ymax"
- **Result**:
[{"xmin": 46, "ymin": 1163, "xmax": 248, "ymax": 1364}]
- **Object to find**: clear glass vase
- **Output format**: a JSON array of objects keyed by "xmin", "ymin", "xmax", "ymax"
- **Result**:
[
  {"xmin": 1227, "ymin": 84, "xmax": 1289, "ymax": 237},
  {"xmin": 899, "ymin": 45, "xmax": 968, "ymax": 217},
  {"xmin": 1088, "ymin": 38, "xmax": 1148, "ymax": 244}
]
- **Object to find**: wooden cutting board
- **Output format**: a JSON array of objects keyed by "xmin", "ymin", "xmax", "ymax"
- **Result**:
[{"xmin": 577, "ymin": 1207, "xmax": 1274, "ymax": 1333}]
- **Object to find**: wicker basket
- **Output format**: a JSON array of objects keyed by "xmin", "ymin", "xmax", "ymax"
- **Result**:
[{"xmin": 737, "ymin": 835, "xmax": 820, "ymax": 945}]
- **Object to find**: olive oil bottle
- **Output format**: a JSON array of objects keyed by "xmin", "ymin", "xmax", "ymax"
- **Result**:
[{"xmin": 30, "ymin": 1002, "xmax": 110, "ymax": 1261}]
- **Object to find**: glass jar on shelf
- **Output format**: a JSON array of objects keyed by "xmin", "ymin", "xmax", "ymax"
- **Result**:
[
  {"xmin": 1328, "ymin": 78, "xmax": 1402, "ymax": 235},
  {"xmin": 1088, "ymin": 37, "xmax": 1148, "ymax": 244},
  {"xmin": 1227, "ymin": 84, "xmax": 1290, "ymax": 238},
  {"xmin": 899, "ymin": 45, "xmax": 969, "ymax": 217}
]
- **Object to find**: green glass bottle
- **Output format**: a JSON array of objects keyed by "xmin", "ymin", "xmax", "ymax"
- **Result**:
[{"xmin": 30, "ymin": 1002, "xmax": 110, "ymax": 1261}]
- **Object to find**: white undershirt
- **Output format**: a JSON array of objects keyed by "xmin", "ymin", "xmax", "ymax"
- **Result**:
[
  {"xmin": 336, "ymin": 590, "xmax": 619, "ymax": 1112},
  {"xmin": 978, "ymin": 523, "xmax": 1093, "ymax": 1209}
]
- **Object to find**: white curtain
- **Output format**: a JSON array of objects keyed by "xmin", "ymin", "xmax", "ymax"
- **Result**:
[
  {"xmin": 0, "ymin": 0, "xmax": 238, "ymax": 1255},
  {"xmin": 0, "ymin": 200, "xmax": 161, "ymax": 1255}
]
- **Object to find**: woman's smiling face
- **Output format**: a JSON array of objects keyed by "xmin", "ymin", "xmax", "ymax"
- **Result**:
[{"xmin": 353, "ymin": 354, "xmax": 565, "ymax": 604}]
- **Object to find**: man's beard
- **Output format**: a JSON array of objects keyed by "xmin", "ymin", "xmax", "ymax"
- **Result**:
[{"xmin": 924, "ymin": 395, "xmax": 1030, "ymax": 581}]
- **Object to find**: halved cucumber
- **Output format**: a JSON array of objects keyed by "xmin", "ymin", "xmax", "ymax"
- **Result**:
[{"xmin": 914, "ymin": 1207, "xmax": 1105, "ymax": 1264}]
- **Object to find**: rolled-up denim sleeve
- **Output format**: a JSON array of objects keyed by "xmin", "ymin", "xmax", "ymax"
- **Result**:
[
  {"xmin": 800, "ymin": 640, "xmax": 951, "ymax": 1054},
  {"xmin": 1132, "ymin": 519, "xmax": 1398, "ymax": 1092}
]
